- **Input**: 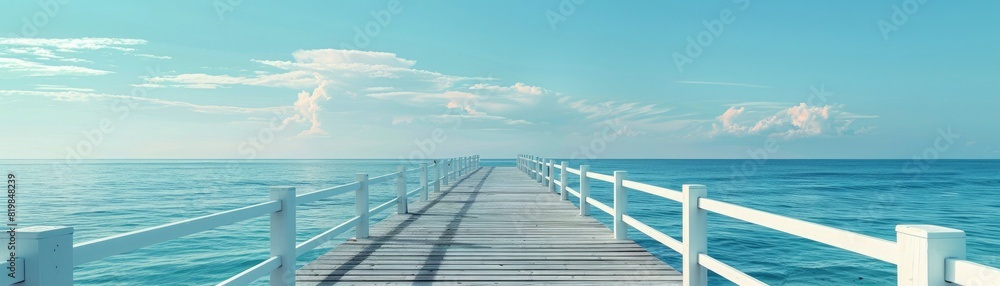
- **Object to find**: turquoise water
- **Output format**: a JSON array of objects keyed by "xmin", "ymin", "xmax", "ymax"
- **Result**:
[{"xmin": 3, "ymin": 159, "xmax": 998, "ymax": 285}]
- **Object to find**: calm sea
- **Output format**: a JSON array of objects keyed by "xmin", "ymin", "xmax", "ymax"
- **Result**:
[{"xmin": 2, "ymin": 159, "xmax": 998, "ymax": 285}]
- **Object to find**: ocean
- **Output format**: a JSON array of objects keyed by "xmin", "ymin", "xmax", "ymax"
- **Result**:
[{"xmin": 3, "ymin": 159, "xmax": 998, "ymax": 285}]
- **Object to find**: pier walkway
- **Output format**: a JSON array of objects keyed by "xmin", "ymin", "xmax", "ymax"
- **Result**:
[
  {"xmin": 13, "ymin": 155, "xmax": 1000, "ymax": 286},
  {"xmin": 296, "ymin": 166, "xmax": 681, "ymax": 285}
]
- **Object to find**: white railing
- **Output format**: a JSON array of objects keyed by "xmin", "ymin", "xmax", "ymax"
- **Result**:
[
  {"xmin": 516, "ymin": 154, "xmax": 1000, "ymax": 286},
  {"xmin": 10, "ymin": 155, "xmax": 480, "ymax": 286}
]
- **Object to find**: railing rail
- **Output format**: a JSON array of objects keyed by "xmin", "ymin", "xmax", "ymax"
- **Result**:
[
  {"xmin": 15, "ymin": 155, "xmax": 480, "ymax": 286},
  {"xmin": 516, "ymin": 154, "xmax": 1000, "ymax": 286}
]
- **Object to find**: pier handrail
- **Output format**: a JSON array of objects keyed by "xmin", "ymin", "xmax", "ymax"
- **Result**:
[
  {"xmin": 516, "ymin": 154, "xmax": 1000, "ymax": 286},
  {"xmin": 15, "ymin": 155, "xmax": 480, "ymax": 286}
]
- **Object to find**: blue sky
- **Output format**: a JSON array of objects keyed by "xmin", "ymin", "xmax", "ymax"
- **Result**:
[{"xmin": 1, "ymin": 0, "xmax": 997, "ymax": 159}]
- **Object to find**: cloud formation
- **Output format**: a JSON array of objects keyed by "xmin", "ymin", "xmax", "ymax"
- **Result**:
[
  {"xmin": 675, "ymin": 80, "xmax": 771, "ymax": 89},
  {"xmin": 0, "ymin": 37, "xmax": 147, "ymax": 52},
  {"xmin": 148, "ymin": 49, "xmax": 463, "ymax": 91},
  {"xmin": 0, "ymin": 57, "xmax": 111, "ymax": 76},
  {"xmin": 709, "ymin": 103, "xmax": 872, "ymax": 138},
  {"xmin": 0, "ymin": 89, "xmax": 288, "ymax": 114},
  {"xmin": 0, "ymin": 37, "xmax": 166, "ymax": 76},
  {"xmin": 281, "ymin": 81, "xmax": 332, "ymax": 136}
]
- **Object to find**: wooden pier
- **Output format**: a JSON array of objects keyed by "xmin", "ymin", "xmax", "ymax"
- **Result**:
[
  {"xmin": 13, "ymin": 155, "xmax": 1000, "ymax": 286},
  {"xmin": 296, "ymin": 166, "xmax": 681, "ymax": 285}
]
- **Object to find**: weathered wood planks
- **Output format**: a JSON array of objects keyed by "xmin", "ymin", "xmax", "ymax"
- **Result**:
[{"xmin": 296, "ymin": 167, "xmax": 680, "ymax": 285}]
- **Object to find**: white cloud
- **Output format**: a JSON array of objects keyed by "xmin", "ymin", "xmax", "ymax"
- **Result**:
[
  {"xmin": 142, "ymin": 49, "xmax": 686, "ymax": 137},
  {"xmin": 134, "ymin": 54, "xmax": 172, "ymax": 60},
  {"xmin": 0, "ymin": 57, "xmax": 112, "ymax": 76},
  {"xmin": 709, "ymin": 103, "xmax": 872, "ymax": 139},
  {"xmin": 470, "ymin": 82, "xmax": 544, "ymax": 95},
  {"xmin": 0, "ymin": 89, "xmax": 288, "ymax": 114},
  {"xmin": 35, "ymin": 85, "xmax": 95, "ymax": 92},
  {"xmin": 611, "ymin": 126, "xmax": 645, "ymax": 137},
  {"xmin": 148, "ymin": 49, "xmax": 470, "ymax": 91},
  {"xmin": 750, "ymin": 104, "xmax": 832, "ymax": 137},
  {"xmin": 715, "ymin": 106, "xmax": 747, "ymax": 133},
  {"xmin": 148, "ymin": 71, "xmax": 319, "ymax": 89},
  {"xmin": 0, "ymin": 37, "xmax": 147, "ymax": 52},
  {"xmin": 0, "ymin": 37, "xmax": 166, "ymax": 66},
  {"xmin": 675, "ymin": 80, "xmax": 771, "ymax": 89},
  {"xmin": 562, "ymin": 97, "xmax": 671, "ymax": 124},
  {"xmin": 8, "ymin": 47, "xmax": 61, "ymax": 59},
  {"xmin": 469, "ymin": 82, "xmax": 546, "ymax": 108},
  {"xmin": 391, "ymin": 116, "xmax": 414, "ymax": 125},
  {"xmin": 281, "ymin": 81, "xmax": 332, "ymax": 136}
]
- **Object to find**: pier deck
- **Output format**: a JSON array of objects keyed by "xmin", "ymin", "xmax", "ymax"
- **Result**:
[{"xmin": 296, "ymin": 166, "xmax": 681, "ymax": 285}]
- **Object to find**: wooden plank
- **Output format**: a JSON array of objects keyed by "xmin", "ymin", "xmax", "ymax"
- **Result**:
[{"xmin": 296, "ymin": 167, "xmax": 680, "ymax": 285}]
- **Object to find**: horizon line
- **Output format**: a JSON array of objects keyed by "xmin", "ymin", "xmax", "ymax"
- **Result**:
[{"xmin": 2, "ymin": 158, "xmax": 998, "ymax": 161}]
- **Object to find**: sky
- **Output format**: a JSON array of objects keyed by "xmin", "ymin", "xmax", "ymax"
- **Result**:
[{"xmin": 0, "ymin": 0, "xmax": 998, "ymax": 159}]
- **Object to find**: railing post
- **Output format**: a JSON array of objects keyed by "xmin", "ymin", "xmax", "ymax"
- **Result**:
[
  {"xmin": 542, "ymin": 159, "xmax": 548, "ymax": 186},
  {"xmin": 420, "ymin": 163, "xmax": 428, "ymax": 201},
  {"xmin": 525, "ymin": 155, "xmax": 529, "ymax": 176},
  {"xmin": 270, "ymin": 186, "xmax": 296, "ymax": 286},
  {"xmin": 547, "ymin": 159, "xmax": 556, "ymax": 190},
  {"xmin": 548, "ymin": 160, "xmax": 554, "ymax": 189},
  {"xmin": 435, "ymin": 161, "xmax": 441, "ymax": 193},
  {"xmin": 539, "ymin": 157, "xmax": 545, "ymax": 184},
  {"xmin": 396, "ymin": 165, "xmax": 407, "ymax": 214},
  {"xmin": 682, "ymin": 184, "xmax": 708, "ymax": 286},
  {"xmin": 536, "ymin": 157, "xmax": 543, "ymax": 183},
  {"xmin": 355, "ymin": 173, "xmax": 369, "ymax": 239},
  {"xmin": 18, "ymin": 226, "xmax": 73, "ymax": 286},
  {"xmin": 548, "ymin": 160, "xmax": 556, "ymax": 193},
  {"xmin": 443, "ymin": 160, "xmax": 450, "ymax": 185},
  {"xmin": 531, "ymin": 156, "xmax": 537, "ymax": 180},
  {"xmin": 543, "ymin": 159, "xmax": 549, "ymax": 187},
  {"xmin": 613, "ymin": 171, "xmax": 628, "ymax": 240},
  {"xmin": 579, "ymin": 165, "xmax": 590, "ymax": 216},
  {"xmin": 560, "ymin": 161, "xmax": 568, "ymax": 201},
  {"xmin": 896, "ymin": 225, "xmax": 966, "ymax": 286}
]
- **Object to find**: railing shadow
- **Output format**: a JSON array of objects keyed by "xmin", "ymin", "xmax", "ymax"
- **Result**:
[{"xmin": 314, "ymin": 167, "xmax": 493, "ymax": 282}]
